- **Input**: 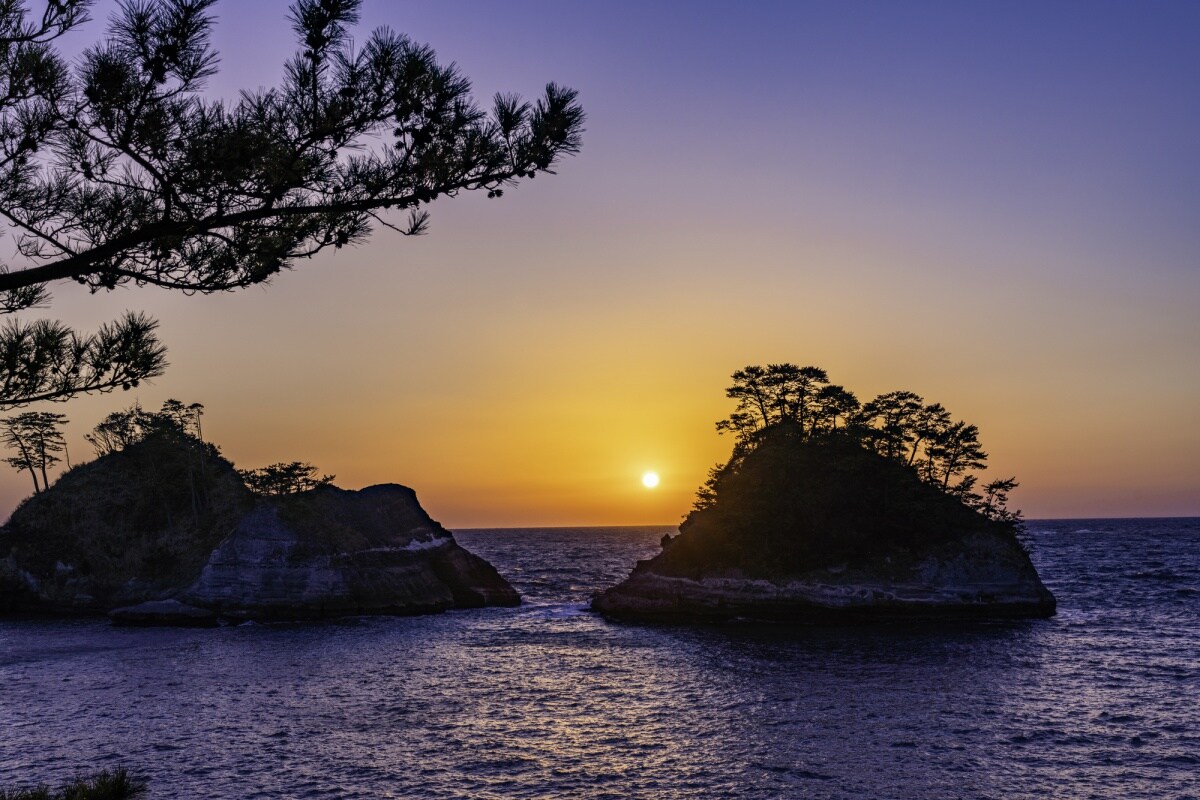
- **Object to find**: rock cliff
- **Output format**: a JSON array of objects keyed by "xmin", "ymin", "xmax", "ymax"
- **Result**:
[
  {"xmin": 593, "ymin": 428, "xmax": 1055, "ymax": 622},
  {"xmin": 168, "ymin": 484, "xmax": 518, "ymax": 622},
  {"xmin": 592, "ymin": 532, "xmax": 1056, "ymax": 622},
  {"xmin": 0, "ymin": 431, "xmax": 517, "ymax": 624}
]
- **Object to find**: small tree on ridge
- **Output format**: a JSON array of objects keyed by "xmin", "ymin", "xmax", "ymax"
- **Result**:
[
  {"xmin": 239, "ymin": 461, "xmax": 334, "ymax": 495},
  {"xmin": 1, "ymin": 410, "xmax": 68, "ymax": 492}
]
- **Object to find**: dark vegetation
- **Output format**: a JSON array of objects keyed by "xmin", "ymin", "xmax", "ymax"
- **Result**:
[
  {"xmin": 0, "ymin": 398, "xmax": 522, "ymax": 617},
  {"xmin": 238, "ymin": 461, "xmax": 334, "ymax": 495},
  {"xmin": 0, "ymin": 398, "xmax": 337, "ymax": 609},
  {"xmin": 657, "ymin": 364, "xmax": 1025, "ymax": 578},
  {"xmin": 0, "ymin": 401, "xmax": 251, "ymax": 606},
  {"xmin": 1, "ymin": 411, "xmax": 68, "ymax": 492},
  {"xmin": 0, "ymin": 0, "xmax": 584, "ymax": 408},
  {"xmin": 0, "ymin": 768, "xmax": 146, "ymax": 800}
]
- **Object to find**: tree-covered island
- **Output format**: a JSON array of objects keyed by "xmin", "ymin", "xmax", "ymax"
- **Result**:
[
  {"xmin": 0, "ymin": 0, "xmax": 581, "ymax": 626},
  {"xmin": 593, "ymin": 363, "xmax": 1056, "ymax": 622},
  {"xmin": 0, "ymin": 400, "xmax": 519, "ymax": 624}
]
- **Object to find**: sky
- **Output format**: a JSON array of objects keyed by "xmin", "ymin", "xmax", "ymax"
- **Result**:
[{"xmin": 2, "ymin": 0, "xmax": 1198, "ymax": 527}]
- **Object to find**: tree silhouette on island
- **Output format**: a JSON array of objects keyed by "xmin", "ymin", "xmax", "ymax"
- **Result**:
[
  {"xmin": 0, "ymin": 0, "xmax": 584, "ymax": 408},
  {"xmin": 705, "ymin": 363, "xmax": 1021, "ymax": 524},
  {"xmin": 594, "ymin": 363, "xmax": 1054, "ymax": 622},
  {"xmin": 0, "ymin": 397, "xmax": 519, "ymax": 621},
  {"xmin": 0, "ymin": 410, "xmax": 68, "ymax": 493}
]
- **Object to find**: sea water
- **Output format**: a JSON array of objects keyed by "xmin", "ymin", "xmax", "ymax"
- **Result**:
[{"xmin": 1, "ymin": 519, "xmax": 1198, "ymax": 799}]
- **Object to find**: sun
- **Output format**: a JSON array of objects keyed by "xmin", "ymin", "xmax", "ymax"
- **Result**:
[{"xmin": 642, "ymin": 471, "xmax": 660, "ymax": 489}]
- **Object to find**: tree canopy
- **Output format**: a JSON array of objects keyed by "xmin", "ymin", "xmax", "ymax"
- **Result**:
[
  {"xmin": 238, "ymin": 461, "xmax": 334, "ymax": 496},
  {"xmin": 85, "ymin": 397, "xmax": 203, "ymax": 456},
  {"xmin": 0, "ymin": 409, "xmax": 67, "ymax": 492},
  {"xmin": 2, "ymin": 395, "xmax": 336, "ymax": 502},
  {"xmin": 708, "ymin": 363, "xmax": 1020, "ymax": 524},
  {"xmin": 0, "ymin": 0, "xmax": 584, "ymax": 407}
]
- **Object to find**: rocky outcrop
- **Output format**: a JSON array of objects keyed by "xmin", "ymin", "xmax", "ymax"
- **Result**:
[
  {"xmin": 0, "ymin": 432, "xmax": 517, "ymax": 624},
  {"xmin": 170, "ymin": 484, "xmax": 518, "ymax": 621},
  {"xmin": 592, "ymin": 529, "xmax": 1056, "ymax": 622},
  {"xmin": 593, "ymin": 427, "xmax": 1056, "ymax": 623}
]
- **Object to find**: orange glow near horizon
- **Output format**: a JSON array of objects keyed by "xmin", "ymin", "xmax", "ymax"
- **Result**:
[{"xmin": 2, "ymin": 220, "xmax": 1198, "ymax": 527}]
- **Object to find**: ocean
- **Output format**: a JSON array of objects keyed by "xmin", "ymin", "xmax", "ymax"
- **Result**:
[{"xmin": 1, "ymin": 519, "xmax": 1198, "ymax": 799}]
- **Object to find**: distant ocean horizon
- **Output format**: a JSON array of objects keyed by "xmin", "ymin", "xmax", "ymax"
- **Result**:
[
  {"xmin": 450, "ymin": 514, "xmax": 1200, "ymax": 531},
  {"xmin": 3, "ymin": 517, "xmax": 1199, "ymax": 799}
]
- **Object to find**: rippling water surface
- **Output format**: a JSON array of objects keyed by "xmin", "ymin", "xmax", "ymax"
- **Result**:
[{"xmin": 2, "ymin": 519, "xmax": 1199, "ymax": 799}]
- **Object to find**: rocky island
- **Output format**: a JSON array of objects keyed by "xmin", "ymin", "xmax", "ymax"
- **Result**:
[
  {"xmin": 594, "ymin": 364, "xmax": 1056, "ymax": 622},
  {"xmin": 0, "ymin": 403, "xmax": 517, "ymax": 625}
]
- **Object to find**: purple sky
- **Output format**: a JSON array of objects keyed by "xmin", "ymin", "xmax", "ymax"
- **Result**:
[{"xmin": 3, "ymin": 1, "xmax": 1197, "ymax": 525}]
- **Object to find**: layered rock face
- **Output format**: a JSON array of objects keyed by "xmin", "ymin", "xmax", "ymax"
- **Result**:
[
  {"xmin": 0, "ymin": 433, "xmax": 517, "ymax": 624},
  {"xmin": 592, "ymin": 528, "xmax": 1056, "ymax": 622},
  {"xmin": 593, "ymin": 429, "xmax": 1056, "ymax": 623},
  {"xmin": 164, "ymin": 484, "xmax": 518, "ymax": 623}
]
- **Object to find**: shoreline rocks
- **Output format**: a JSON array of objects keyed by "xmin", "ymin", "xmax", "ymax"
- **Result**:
[
  {"xmin": 591, "ymin": 555, "xmax": 1057, "ymax": 623},
  {"xmin": 167, "ymin": 486, "xmax": 519, "ymax": 623},
  {"xmin": 18, "ymin": 483, "xmax": 522, "ymax": 626}
]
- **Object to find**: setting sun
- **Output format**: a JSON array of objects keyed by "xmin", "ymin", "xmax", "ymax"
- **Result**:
[{"xmin": 642, "ymin": 471, "xmax": 660, "ymax": 489}]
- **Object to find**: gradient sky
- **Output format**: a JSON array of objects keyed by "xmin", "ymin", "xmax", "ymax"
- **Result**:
[{"xmin": 3, "ymin": 1, "xmax": 1198, "ymax": 526}]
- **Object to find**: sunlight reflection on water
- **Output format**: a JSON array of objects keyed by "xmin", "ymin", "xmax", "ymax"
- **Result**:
[{"xmin": 1, "ymin": 521, "xmax": 1198, "ymax": 799}]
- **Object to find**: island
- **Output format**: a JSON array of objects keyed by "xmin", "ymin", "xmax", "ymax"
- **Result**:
[
  {"xmin": 593, "ymin": 364, "xmax": 1056, "ymax": 622},
  {"xmin": 0, "ymin": 402, "xmax": 517, "ymax": 625}
]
